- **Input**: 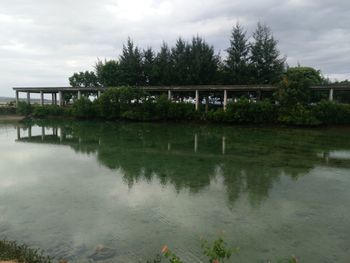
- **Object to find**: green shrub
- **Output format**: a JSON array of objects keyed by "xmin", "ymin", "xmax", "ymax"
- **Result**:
[
  {"xmin": 32, "ymin": 105, "xmax": 66, "ymax": 118},
  {"xmin": 278, "ymin": 104, "xmax": 320, "ymax": 126},
  {"xmin": 312, "ymin": 101, "xmax": 350, "ymax": 124},
  {"xmin": 16, "ymin": 102, "xmax": 32, "ymax": 116},
  {"xmin": 0, "ymin": 240, "xmax": 51, "ymax": 263},
  {"xmin": 71, "ymin": 97, "xmax": 96, "ymax": 118},
  {"xmin": 0, "ymin": 106, "xmax": 16, "ymax": 115}
]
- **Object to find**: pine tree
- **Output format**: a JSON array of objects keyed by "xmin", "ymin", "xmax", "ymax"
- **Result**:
[
  {"xmin": 171, "ymin": 38, "xmax": 190, "ymax": 85},
  {"xmin": 188, "ymin": 36, "xmax": 219, "ymax": 84},
  {"xmin": 154, "ymin": 42, "xmax": 172, "ymax": 85},
  {"xmin": 250, "ymin": 23, "xmax": 285, "ymax": 84},
  {"xmin": 142, "ymin": 47, "xmax": 156, "ymax": 86},
  {"xmin": 225, "ymin": 23, "xmax": 250, "ymax": 84},
  {"xmin": 119, "ymin": 38, "xmax": 143, "ymax": 86}
]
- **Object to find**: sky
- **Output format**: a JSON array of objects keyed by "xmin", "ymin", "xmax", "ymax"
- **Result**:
[{"xmin": 0, "ymin": 0, "xmax": 349, "ymax": 97}]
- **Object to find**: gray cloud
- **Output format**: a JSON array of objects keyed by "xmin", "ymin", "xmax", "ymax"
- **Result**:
[{"xmin": 0, "ymin": 0, "xmax": 349, "ymax": 96}]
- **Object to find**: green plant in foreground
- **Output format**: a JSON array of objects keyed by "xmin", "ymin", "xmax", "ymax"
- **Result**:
[
  {"xmin": 0, "ymin": 240, "xmax": 51, "ymax": 263},
  {"xmin": 200, "ymin": 237, "xmax": 238, "ymax": 263}
]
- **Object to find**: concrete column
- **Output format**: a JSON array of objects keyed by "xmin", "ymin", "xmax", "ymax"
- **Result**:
[
  {"xmin": 15, "ymin": 91, "xmax": 19, "ymax": 106},
  {"xmin": 194, "ymin": 133, "xmax": 198, "ymax": 153},
  {"xmin": 98, "ymin": 90, "xmax": 102, "ymax": 97},
  {"xmin": 59, "ymin": 91, "xmax": 63, "ymax": 106},
  {"xmin": 329, "ymin": 88, "xmax": 334, "ymax": 102},
  {"xmin": 195, "ymin": 90, "xmax": 199, "ymax": 111},
  {"xmin": 41, "ymin": 127, "xmax": 45, "ymax": 141},
  {"xmin": 40, "ymin": 91, "xmax": 44, "ymax": 106},
  {"xmin": 223, "ymin": 90, "xmax": 227, "ymax": 111},
  {"xmin": 17, "ymin": 127, "xmax": 20, "ymax": 140},
  {"xmin": 28, "ymin": 126, "xmax": 32, "ymax": 138},
  {"xmin": 256, "ymin": 90, "xmax": 262, "ymax": 101},
  {"xmin": 168, "ymin": 90, "xmax": 172, "ymax": 100},
  {"xmin": 78, "ymin": 90, "xmax": 82, "ymax": 100},
  {"xmin": 27, "ymin": 92, "xmax": 31, "ymax": 104},
  {"xmin": 205, "ymin": 96, "xmax": 209, "ymax": 113},
  {"xmin": 222, "ymin": 136, "xmax": 226, "ymax": 155},
  {"xmin": 54, "ymin": 93, "xmax": 57, "ymax": 105},
  {"xmin": 52, "ymin": 93, "xmax": 55, "ymax": 105}
]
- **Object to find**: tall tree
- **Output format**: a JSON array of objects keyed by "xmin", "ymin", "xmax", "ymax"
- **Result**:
[
  {"xmin": 95, "ymin": 59, "xmax": 121, "ymax": 87},
  {"xmin": 69, "ymin": 71, "xmax": 99, "ymax": 88},
  {"xmin": 225, "ymin": 23, "xmax": 250, "ymax": 84},
  {"xmin": 142, "ymin": 47, "xmax": 156, "ymax": 86},
  {"xmin": 153, "ymin": 42, "xmax": 173, "ymax": 85},
  {"xmin": 250, "ymin": 23, "xmax": 285, "ymax": 84},
  {"xmin": 188, "ymin": 36, "xmax": 219, "ymax": 84},
  {"xmin": 119, "ymin": 38, "xmax": 143, "ymax": 86},
  {"xmin": 171, "ymin": 38, "xmax": 190, "ymax": 85}
]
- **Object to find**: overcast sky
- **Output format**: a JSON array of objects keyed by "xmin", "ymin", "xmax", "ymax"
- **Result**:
[{"xmin": 1, "ymin": 0, "xmax": 349, "ymax": 97}]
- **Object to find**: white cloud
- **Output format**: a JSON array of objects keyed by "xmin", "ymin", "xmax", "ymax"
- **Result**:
[{"xmin": 0, "ymin": 0, "xmax": 349, "ymax": 96}]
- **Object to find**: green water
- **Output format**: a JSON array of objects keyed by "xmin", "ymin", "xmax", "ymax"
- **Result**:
[{"xmin": 0, "ymin": 120, "xmax": 349, "ymax": 262}]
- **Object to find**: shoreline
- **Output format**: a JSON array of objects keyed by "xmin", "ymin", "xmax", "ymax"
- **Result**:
[{"xmin": 0, "ymin": 115, "xmax": 26, "ymax": 122}]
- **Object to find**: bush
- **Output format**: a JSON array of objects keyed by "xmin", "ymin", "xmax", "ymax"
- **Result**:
[
  {"xmin": 206, "ymin": 99, "xmax": 277, "ymax": 124},
  {"xmin": 32, "ymin": 105, "xmax": 67, "ymax": 118},
  {"xmin": 71, "ymin": 97, "xmax": 96, "ymax": 118},
  {"xmin": 16, "ymin": 102, "xmax": 32, "ymax": 116},
  {"xmin": 0, "ymin": 240, "xmax": 51, "ymax": 263},
  {"xmin": 0, "ymin": 106, "xmax": 16, "ymax": 115},
  {"xmin": 278, "ymin": 104, "xmax": 320, "ymax": 126},
  {"xmin": 312, "ymin": 101, "xmax": 350, "ymax": 124}
]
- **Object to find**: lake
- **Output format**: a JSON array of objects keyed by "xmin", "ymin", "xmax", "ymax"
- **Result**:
[{"xmin": 0, "ymin": 120, "xmax": 349, "ymax": 262}]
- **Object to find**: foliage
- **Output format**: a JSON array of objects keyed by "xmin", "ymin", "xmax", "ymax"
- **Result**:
[
  {"xmin": 32, "ymin": 105, "xmax": 66, "ymax": 118},
  {"xmin": 250, "ymin": 23, "xmax": 285, "ymax": 84},
  {"xmin": 312, "ymin": 100, "xmax": 350, "ymax": 124},
  {"xmin": 201, "ymin": 237, "xmax": 238, "ymax": 263},
  {"xmin": 225, "ymin": 22, "xmax": 250, "ymax": 84},
  {"xmin": 71, "ymin": 97, "xmax": 96, "ymax": 118},
  {"xmin": 118, "ymin": 38, "xmax": 144, "ymax": 86},
  {"xmin": 0, "ymin": 240, "xmax": 51, "ymax": 263},
  {"xmin": 69, "ymin": 22, "xmax": 287, "ymax": 87},
  {"xmin": 206, "ymin": 99, "xmax": 277, "ymax": 124},
  {"xmin": 69, "ymin": 71, "xmax": 99, "ymax": 88},
  {"xmin": 16, "ymin": 101, "xmax": 32, "ymax": 116},
  {"xmin": 277, "ymin": 67, "xmax": 324, "ymax": 107},
  {"xmin": 0, "ymin": 106, "xmax": 16, "ymax": 115},
  {"xmin": 95, "ymin": 59, "xmax": 121, "ymax": 87},
  {"xmin": 278, "ymin": 103, "xmax": 320, "ymax": 126}
]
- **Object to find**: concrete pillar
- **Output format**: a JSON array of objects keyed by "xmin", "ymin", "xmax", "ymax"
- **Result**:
[
  {"xmin": 257, "ymin": 90, "xmax": 262, "ymax": 101},
  {"xmin": 205, "ymin": 96, "xmax": 209, "ymax": 113},
  {"xmin": 59, "ymin": 91, "xmax": 63, "ymax": 106},
  {"xmin": 98, "ymin": 90, "xmax": 102, "ymax": 97},
  {"xmin": 78, "ymin": 90, "xmax": 82, "ymax": 100},
  {"xmin": 17, "ymin": 127, "xmax": 20, "ymax": 140},
  {"xmin": 168, "ymin": 90, "xmax": 172, "ymax": 100},
  {"xmin": 59, "ymin": 128, "xmax": 64, "ymax": 142},
  {"xmin": 40, "ymin": 91, "xmax": 44, "ymax": 106},
  {"xmin": 194, "ymin": 133, "xmax": 198, "ymax": 153},
  {"xmin": 329, "ymin": 88, "xmax": 334, "ymax": 102},
  {"xmin": 27, "ymin": 92, "xmax": 31, "ymax": 104},
  {"xmin": 41, "ymin": 127, "xmax": 45, "ymax": 141},
  {"xmin": 54, "ymin": 93, "xmax": 57, "ymax": 105},
  {"xmin": 222, "ymin": 136, "xmax": 226, "ymax": 155},
  {"xmin": 28, "ymin": 126, "xmax": 32, "ymax": 138},
  {"xmin": 223, "ymin": 90, "xmax": 227, "ymax": 111},
  {"xmin": 52, "ymin": 93, "xmax": 55, "ymax": 105},
  {"xmin": 195, "ymin": 90, "xmax": 199, "ymax": 111},
  {"xmin": 15, "ymin": 91, "xmax": 19, "ymax": 106}
]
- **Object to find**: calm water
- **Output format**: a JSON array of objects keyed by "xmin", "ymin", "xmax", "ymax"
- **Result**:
[{"xmin": 0, "ymin": 120, "xmax": 349, "ymax": 262}]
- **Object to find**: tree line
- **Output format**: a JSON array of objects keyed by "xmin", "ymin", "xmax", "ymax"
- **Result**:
[{"xmin": 69, "ymin": 22, "xmax": 286, "ymax": 88}]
